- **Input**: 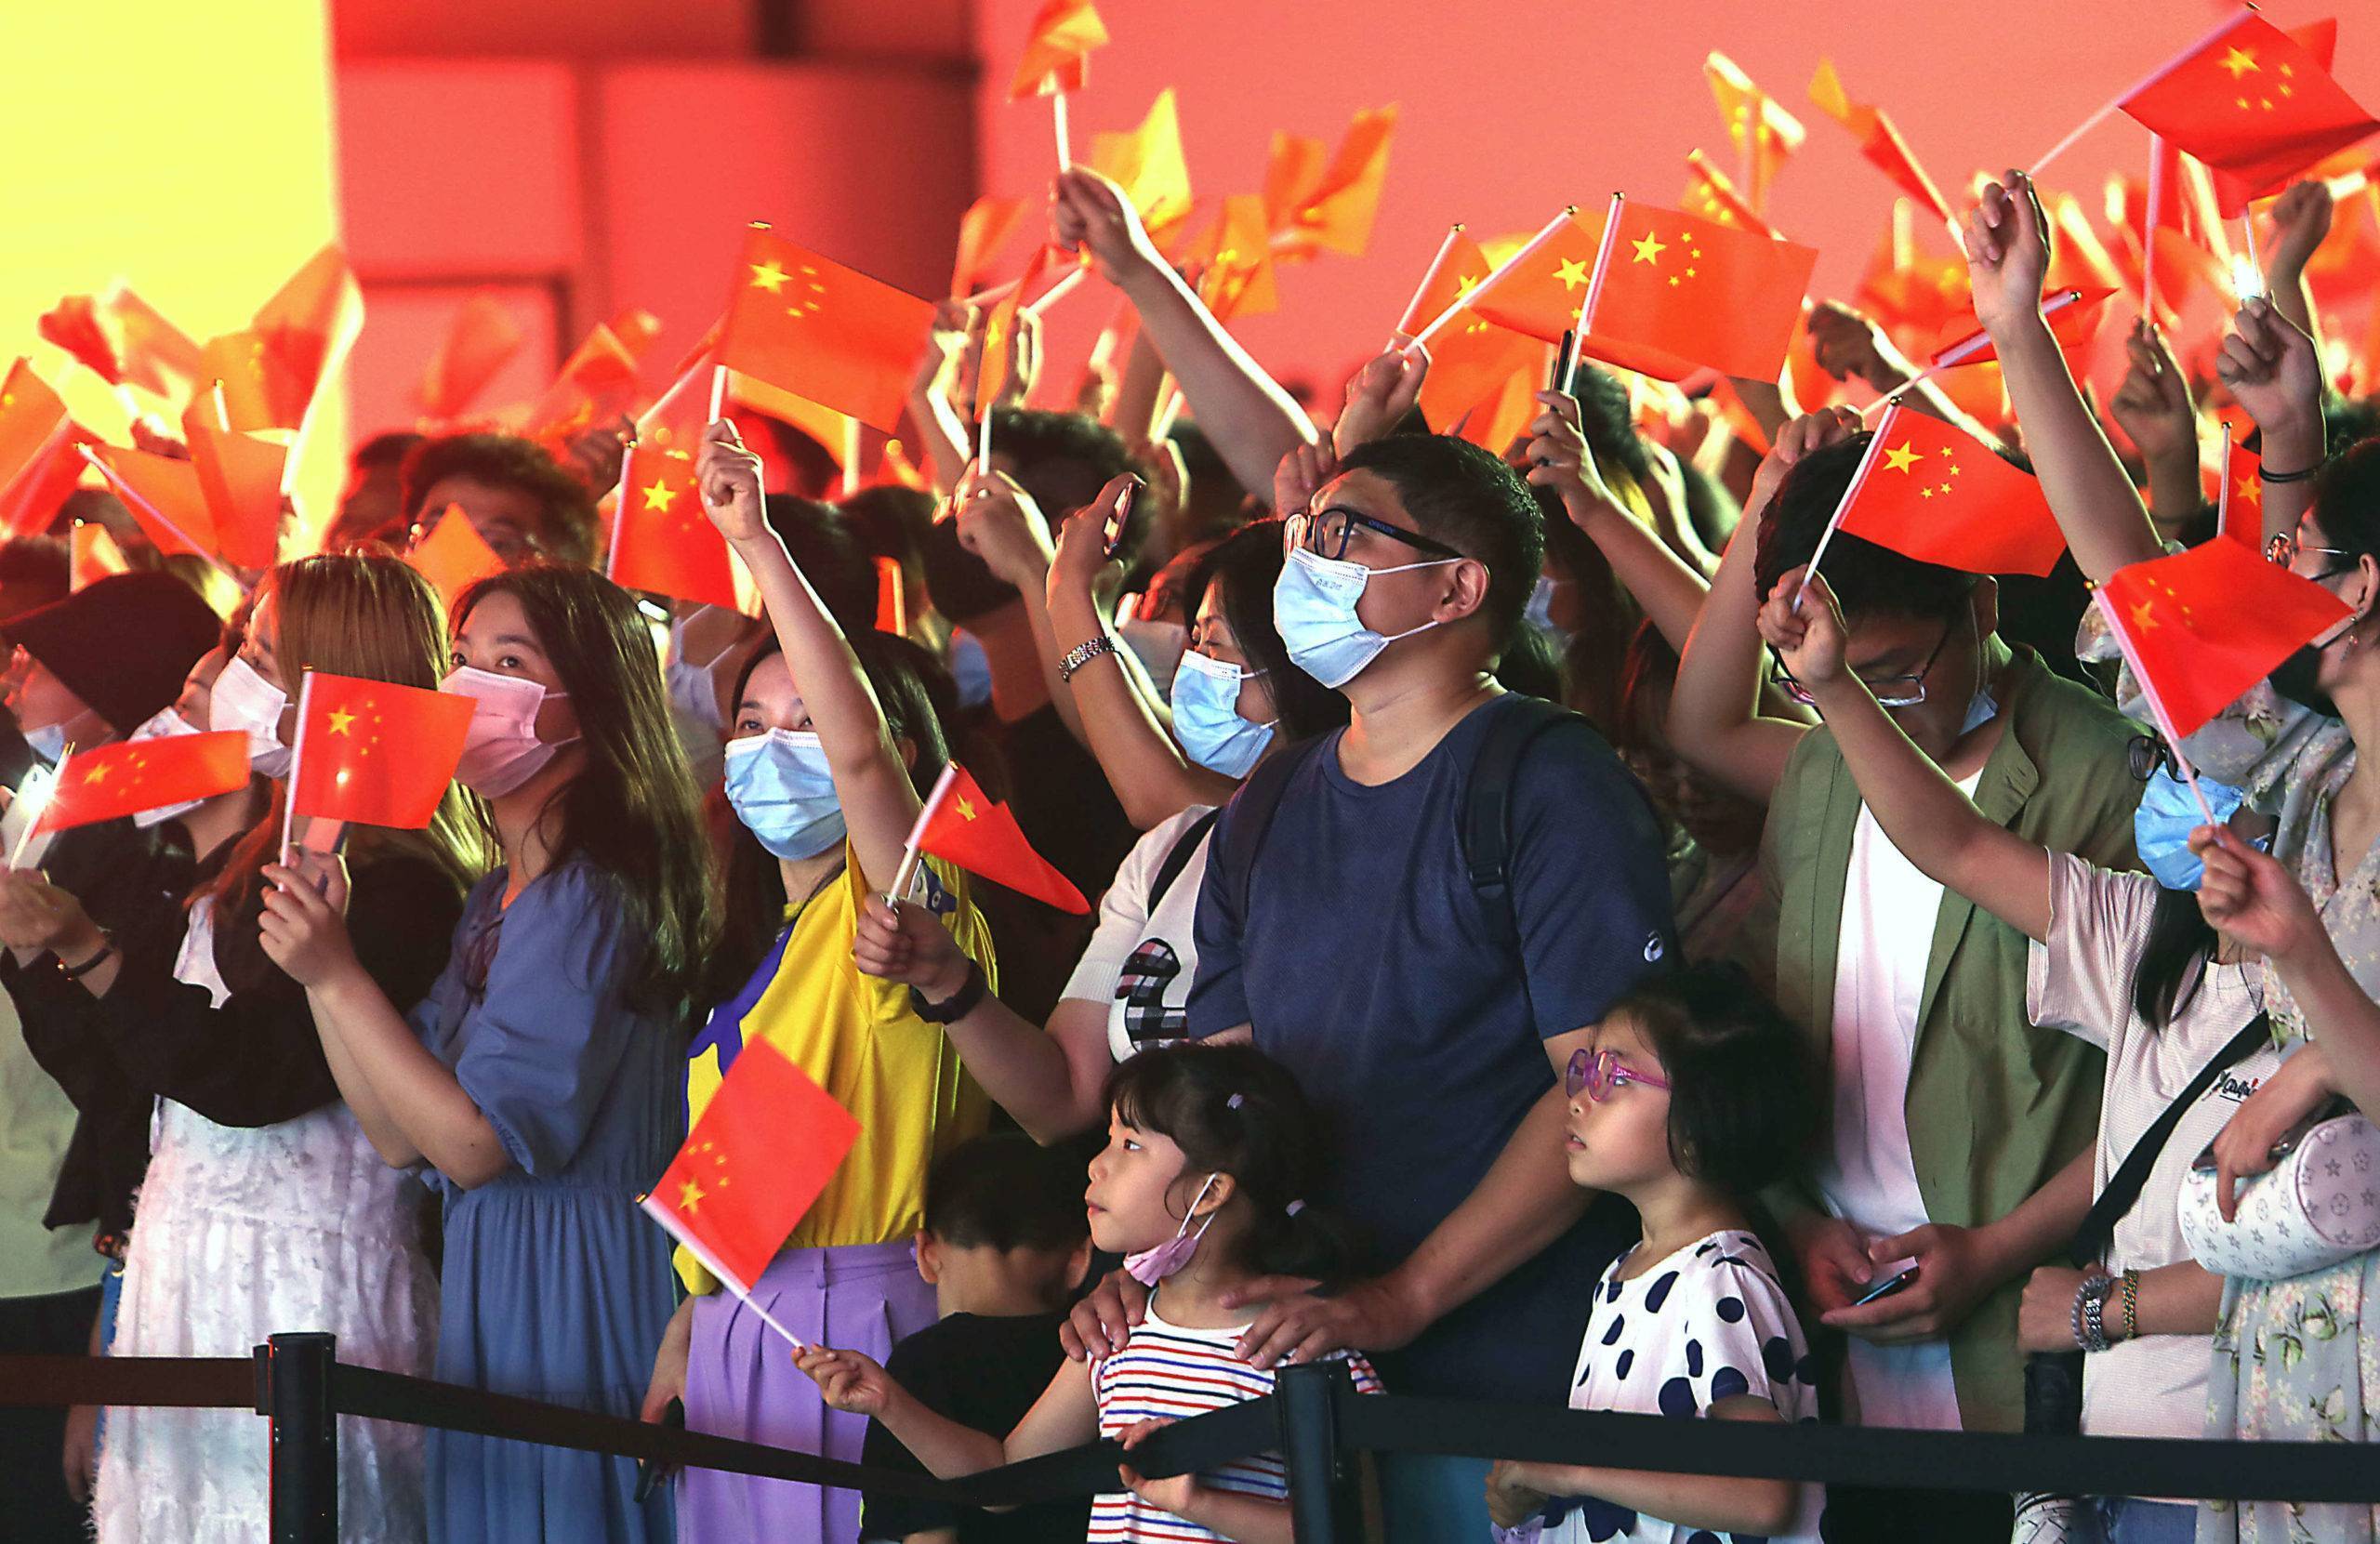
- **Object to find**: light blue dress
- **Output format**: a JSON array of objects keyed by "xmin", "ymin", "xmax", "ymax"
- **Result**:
[{"xmin": 408, "ymin": 862, "xmax": 682, "ymax": 1544}]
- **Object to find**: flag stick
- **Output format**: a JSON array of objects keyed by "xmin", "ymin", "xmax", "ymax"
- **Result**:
[
  {"xmin": 607, "ymin": 441, "xmax": 636, "ymax": 589},
  {"xmin": 2215, "ymin": 420, "xmax": 2234, "ymax": 536},
  {"xmin": 840, "ymin": 418, "xmax": 863, "ymax": 497},
  {"xmin": 111, "ymin": 384, "xmax": 141, "ymax": 425},
  {"xmin": 1025, "ymin": 265, "xmax": 1087, "ymax": 318},
  {"xmin": 1576, "ymin": 192, "xmax": 1627, "ymax": 344},
  {"xmin": 1793, "ymin": 405, "xmax": 1897, "ymax": 611},
  {"xmin": 73, "ymin": 445, "xmax": 238, "ymax": 583},
  {"xmin": 1391, "ymin": 223, "xmax": 1468, "ymax": 346},
  {"xmin": 2142, "ymin": 137, "xmax": 2167, "ymax": 323},
  {"xmin": 211, "ymin": 380, "xmax": 232, "ymax": 432},
  {"xmin": 637, "ymin": 1195, "xmax": 806, "ymax": 1350},
  {"xmin": 1150, "ymin": 383, "xmax": 1186, "ymax": 440},
  {"xmin": 707, "ymin": 364, "xmax": 731, "ymax": 425},
  {"xmin": 1862, "ymin": 289, "xmax": 2091, "ymax": 418},
  {"xmin": 1052, "ymin": 92, "xmax": 1073, "ymax": 172},
  {"xmin": 2094, "ymin": 590, "xmax": 2220, "ymax": 826},
  {"xmin": 2237, "ymin": 206, "xmax": 2266, "ymax": 300},
  {"xmin": 1407, "ymin": 208, "xmax": 1577, "ymax": 353},
  {"xmin": 976, "ymin": 404, "xmax": 992, "ymax": 471},
  {"xmin": 2030, "ymin": 7, "xmax": 2254, "ymax": 176},
  {"xmin": 8, "ymin": 758, "xmax": 60, "ymax": 869},
  {"xmin": 886, "ymin": 762, "xmax": 960, "ymax": 907},
  {"xmin": 279, "ymin": 672, "xmax": 314, "ymax": 868}
]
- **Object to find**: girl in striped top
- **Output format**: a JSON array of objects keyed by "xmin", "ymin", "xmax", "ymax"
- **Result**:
[{"xmin": 800, "ymin": 1042, "xmax": 1382, "ymax": 1543}]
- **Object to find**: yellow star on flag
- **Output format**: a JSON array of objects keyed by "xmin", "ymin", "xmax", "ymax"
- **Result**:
[
  {"xmin": 748, "ymin": 260, "xmax": 790, "ymax": 293},
  {"xmin": 2130, "ymin": 599, "xmax": 2161, "ymax": 631},
  {"xmin": 327, "ymin": 708, "xmax": 356, "ymax": 736},
  {"xmin": 83, "ymin": 762, "xmax": 112, "ymax": 785},
  {"xmin": 1883, "ymin": 442, "xmax": 1922, "ymax": 474},
  {"xmin": 2218, "ymin": 46, "xmax": 2259, "ymax": 80},
  {"xmin": 1554, "ymin": 258, "xmax": 1590, "ymax": 290},
  {"xmin": 1631, "ymin": 232, "xmax": 1668, "ymax": 266},
  {"xmin": 643, "ymin": 480, "xmax": 679, "ymax": 513},
  {"xmin": 678, "ymin": 1179, "xmax": 707, "ymax": 1212},
  {"xmin": 2238, "ymin": 475, "xmax": 2263, "ymax": 506},
  {"xmin": 955, "ymin": 795, "xmax": 978, "ymax": 821}
]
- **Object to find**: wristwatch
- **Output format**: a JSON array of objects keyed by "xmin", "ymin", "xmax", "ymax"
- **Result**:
[
  {"xmin": 1059, "ymin": 635, "xmax": 1119, "ymax": 683},
  {"xmin": 910, "ymin": 959, "xmax": 989, "ymax": 1024}
]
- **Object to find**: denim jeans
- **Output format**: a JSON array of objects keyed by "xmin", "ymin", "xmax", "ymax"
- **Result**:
[{"xmin": 2079, "ymin": 1498, "xmax": 2200, "ymax": 1544}]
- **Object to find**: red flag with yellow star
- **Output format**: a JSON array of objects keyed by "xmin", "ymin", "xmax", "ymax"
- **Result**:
[
  {"xmin": 38, "ymin": 285, "xmax": 205, "ymax": 401},
  {"xmin": 33, "ymin": 732, "xmax": 249, "ymax": 835},
  {"xmin": 1705, "ymin": 52, "xmax": 1805, "ymax": 210},
  {"xmin": 289, "ymin": 672, "xmax": 476, "ymax": 830},
  {"xmin": 1808, "ymin": 59, "xmax": 1953, "ymax": 225},
  {"xmin": 181, "ymin": 397, "xmax": 288, "ymax": 572},
  {"xmin": 2121, "ymin": 13, "xmax": 2378, "ymax": 215},
  {"xmin": 1682, "ymin": 150, "xmax": 1778, "ymax": 238},
  {"xmin": 1834, "ymin": 403, "xmax": 2068, "ymax": 576},
  {"xmin": 521, "ymin": 323, "xmax": 643, "ymax": 450},
  {"xmin": 0, "ymin": 361, "xmax": 70, "ymax": 513},
  {"xmin": 405, "ymin": 503, "xmax": 507, "ymax": 615},
  {"xmin": 951, "ymin": 196, "xmax": 1029, "ymax": 297},
  {"xmin": 1190, "ymin": 197, "xmax": 1280, "ymax": 322},
  {"xmin": 84, "ymin": 444, "xmax": 219, "ymax": 560},
  {"xmin": 1265, "ymin": 105, "xmax": 1398, "ymax": 260},
  {"xmin": 1581, "ymin": 202, "xmax": 1818, "ymax": 384},
  {"xmin": 976, "ymin": 246, "xmax": 1052, "ymax": 418},
  {"xmin": 2217, "ymin": 433, "xmax": 2264, "ymax": 548},
  {"xmin": 1400, "ymin": 230, "xmax": 1546, "ymax": 433},
  {"xmin": 1926, "ymin": 286, "xmax": 2116, "ymax": 370},
  {"xmin": 1087, "ymin": 89, "xmax": 1197, "ymax": 250},
  {"xmin": 643, "ymin": 1036, "xmax": 860, "ymax": 1296},
  {"xmin": 250, "ymin": 245, "xmax": 364, "ymax": 431},
  {"xmin": 2098, "ymin": 537, "xmax": 2349, "ymax": 741},
  {"xmin": 1008, "ymin": 0, "xmax": 1108, "ymax": 99},
  {"xmin": 605, "ymin": 356, "xmax": 749, "ymax": 613},
  {"xmin": 717, "ymin": 229, "xmax": 934, "ymax": 434},
  {"xmin": 915, "ymin": 763, "xmax": 1088, "ymax": 913},
  {"xmin": 1465, "ymin": 214, "xmax": 1599, "ymax": 344}
]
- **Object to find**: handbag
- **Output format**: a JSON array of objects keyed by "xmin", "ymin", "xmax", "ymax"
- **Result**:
[
  {"xmin": 2178, "ymin": 1095, "xmax": 2380, "ymax": 1281},
  {"xmin": 2011, "ymin": 1013, "xmax": 2269, "ymax": 1544}
]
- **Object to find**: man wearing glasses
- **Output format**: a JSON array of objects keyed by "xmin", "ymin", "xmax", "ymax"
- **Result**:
[
  {"xmin": 1669, "ymin": 411, "xmax": 2143, "ymax": 1544},
  {"xmin": 1175, "ymin": 432, "xmax": 1674, "ymax": 1541}
]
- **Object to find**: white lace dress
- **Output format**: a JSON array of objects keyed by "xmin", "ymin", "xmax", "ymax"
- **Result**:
[{"xmin": 91, "ymin": 903, "xmax": 439, "ymax": 1544}]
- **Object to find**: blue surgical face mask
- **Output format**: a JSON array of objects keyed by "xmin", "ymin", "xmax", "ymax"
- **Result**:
[
  {"xmin": 1170, "ymin": 650, "xmax": 1276, "ymax": 778},
  {"xmin": 2135, "ymin": 767, "xmax": 2252, "ymax": 891},
  {"xmin": 1963, "ymin": 684, "xmax": 1999, "ymax": 736},
  {"xmin": 1272, "ymin": 547, "xmax": 1461, "ymax": 690},
  {"xmin": 1525, "ymin": 572, "xmax": 1567, "ymax": 643},
  {"xmin": 723, "ymin": 729, "xmax": 847, "ymax": 860},
  {"xmin": 23, "ymin": 722, "xmax": 66, "ymax": 766},
  {"xmin": 948, "ymin": 629, "xmax": 993, "ymax": 710}
]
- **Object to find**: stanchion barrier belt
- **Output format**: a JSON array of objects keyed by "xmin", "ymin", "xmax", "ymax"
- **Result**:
[{"xmin": 9, "ymin": 1354, "xmax": 2380, "ymax": 1505}]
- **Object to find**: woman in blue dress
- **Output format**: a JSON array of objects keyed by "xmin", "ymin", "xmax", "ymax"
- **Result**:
[{"xmin": 262, "ymin": 561, "xmax": 717, "ymax": 1544}]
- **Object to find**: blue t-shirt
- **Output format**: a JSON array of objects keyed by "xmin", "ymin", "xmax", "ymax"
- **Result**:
[{"xmin": 1188, "ymin": 694, "xmax": 1675, "ymax": 1404}]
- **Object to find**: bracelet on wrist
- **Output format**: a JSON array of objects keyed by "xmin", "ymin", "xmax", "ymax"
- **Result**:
[
  {"xmin": 2078, "ymin": 1273, "xmax": 2116, "ymax": 1353},
  {"xmin": 2119, "ymin": 1268, "xmax": 2140, "ymax": 1343},
  {"xmin": 909, "ymin": 959, "xmax": 989, "ymax": 1024},
  {"xmin": 1059, "ymin": 635, "xmax": 1119, "ymax": 684},
  {"xmin": 2258, "ymin": 457, "xmax": 2325, "ymax": 485},
  {"xmin": 56, "ymin": 933, "xmax": 113, "ymax": 982}
]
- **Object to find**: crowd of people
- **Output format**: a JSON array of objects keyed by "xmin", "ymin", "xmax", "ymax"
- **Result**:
[{"xmin": 2, "ymin": 140, "xmax": 2380, "ymax": 1544}]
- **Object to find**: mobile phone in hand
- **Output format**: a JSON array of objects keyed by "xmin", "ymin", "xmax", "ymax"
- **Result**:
[
  {"xmin": 1851, "ymin": 1266, "xmax": 1918, "ymax": 1307},
  {"xmin": 634, "ymin": 1397, "xmax": 684, "ymax": 1503},
  {"xmin": 1104, "ymin": 480, "xmax": 1140, "ymax": 560}
]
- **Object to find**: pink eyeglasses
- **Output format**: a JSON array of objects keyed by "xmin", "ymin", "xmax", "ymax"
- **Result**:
[{"xmin": 1566, "ymin": 1048, "xmax": 1671, "ymax": 1102}]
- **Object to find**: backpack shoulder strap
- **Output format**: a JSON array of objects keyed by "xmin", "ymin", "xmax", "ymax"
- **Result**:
[
  {"xmin": 1462, "ymin": 697, "xmax": 1594, "ymax": 935},
  {"xmin": 1216, "ymin": 736, "xmax": 1329, "ymax": 930},
  {"xmin": 1145, "ymin": 809, "xmax": 1223, "ymax": 914}
]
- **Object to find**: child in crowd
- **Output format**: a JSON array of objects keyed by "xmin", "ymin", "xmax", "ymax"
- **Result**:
[
  {"xmin": 1487, "ymin": 963, "xmax": 1824, "ymax": 1544},
  {"xmin": 799, "ymin": 1042, "xmax": 1382, "ymax": 1544},
  {"xmin": 859, "ymin": 1133, "xmax": 1095, "ymax": 1544}
]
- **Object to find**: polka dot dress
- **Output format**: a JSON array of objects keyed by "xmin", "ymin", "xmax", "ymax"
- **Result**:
[{"xmin": 1540, "ymin": 1230, "xmax": 1824, "ymax": 1544}]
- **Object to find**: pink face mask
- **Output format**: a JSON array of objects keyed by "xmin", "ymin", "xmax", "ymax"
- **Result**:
[
  {"xmin": 441, "ymin": 666, "xmax": 575, "ymax": 798},
  {"xmin": 1123, "ymin": 1172, "xmax": 1222, "ymax": 1286}
]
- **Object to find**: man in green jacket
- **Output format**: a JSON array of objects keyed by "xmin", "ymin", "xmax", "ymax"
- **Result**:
[{"xmin": 1670, "ymin": 412, "xmax": 2139, "ymax": 1544}]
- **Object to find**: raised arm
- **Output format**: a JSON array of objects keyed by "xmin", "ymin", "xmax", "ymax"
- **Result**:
[
  {"xmin": 1963, "ymin": 170, "xmax": 2162, "ymax": 582},
  {"xmin": 1051, "ymin": 168, "xmax": 1316, "ymax": 495},
  {"xmin": 1524, "ymin": 389, "xmax": 1710, "ymax": 651},
  {"xmin": 1805, "ymin": 299, "xmax": 1998, "ymax": 443},
  {"xmin": 698, "ymin": 421, "xmax": 920, "ymax": 891},
  {"xmin": 1759, "ymin": 568, "xmax": 2052, "ymax": 942},
  {"xmin": 2261, "ymin": 180, "xmax": 2332, "ymax": 350},
  {"xmin": 2217, "ymin": 299, "xmax": 2326, "ymax": 552},
  {"xmin": 904, "ymin": 301, "xmax": 976, "ymax": 496},
  {"xmin": 1667, "ymin": 410, "xmax": 1860, "ymax": 803},
  {"xmin": 2107, "ymin": 320, "xmax": 2204, "ymax": 546}
]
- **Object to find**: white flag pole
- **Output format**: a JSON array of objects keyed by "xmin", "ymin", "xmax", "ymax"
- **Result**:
[
  {"xmin": 1406, "ymin": 208, "xmax": 1578, "ymax": 353},
  {"xmin": 885, "ymin": 763, "xmax": 960, "ymax": 908},
  {"xmin": 1793, "ymin": 404, "xmax": 1899, "ymax": 612},
  {"xmin": 638, "ymin": 1195, "xmax": 806, "ymax": 1350}
]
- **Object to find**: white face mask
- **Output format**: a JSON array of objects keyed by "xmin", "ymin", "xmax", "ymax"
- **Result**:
[
  {"xmin": 208, "ymin": 654, "xmax": 293, "ymax": 779},
  {"xmin": 127, "ymin": 706, "xmax": 211, "ymax": 827},
  {"xmin": 1271, "ymin": 547, "xmax": 1459, "ymax": 690},
  {"xmin": 441, "ymin": 666, "xmax": 575, "ymax": 798}
]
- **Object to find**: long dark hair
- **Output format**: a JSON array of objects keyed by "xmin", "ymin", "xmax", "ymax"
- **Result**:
[
  {"xmin": 707, "ymin": 629, "xmax": 952, "ymax": 1003},
  {"xmin": 1103, "ymin": 1042, "xmax": 1365, "ymax": 1288},
  {"xmin": 1183, "ymin": 519, "xmax": 1347, "ymax": 742},
  {"xmin": 453, "ymin": 562, "xmax": 716, "ymax": 1014},
  {"xmin": 2131, "ymin": 865, "xmax": 2222, "ymax": 1031}
]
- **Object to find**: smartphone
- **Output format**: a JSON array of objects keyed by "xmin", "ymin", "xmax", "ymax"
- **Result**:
[
  {"xmin": 633, "ymin": 1397, "xmax": 684, "ymax": 1503},
  {"xmin": 1852, "ymin": 1266, "xmax": 1919, "ymax": 1307},
  {"xmin": 1104, "ymin": 480, "xmax": 1140, "ymax": 559}
]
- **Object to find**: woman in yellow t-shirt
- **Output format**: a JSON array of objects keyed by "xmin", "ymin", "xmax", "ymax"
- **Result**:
[{"xmin": 641, "ymin": 424, "xmax": 995, "ymax": 1544}]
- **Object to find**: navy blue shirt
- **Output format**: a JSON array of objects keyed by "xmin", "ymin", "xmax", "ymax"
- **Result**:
[{"xmin": 1188, "ymin": 693, "xmax": 1675, "ymax": 1404}]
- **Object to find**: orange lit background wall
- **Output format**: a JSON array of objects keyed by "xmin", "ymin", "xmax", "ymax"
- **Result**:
[{"xmin": 8, "ymin": 0, "xmax": 2376, "ymax": 482}]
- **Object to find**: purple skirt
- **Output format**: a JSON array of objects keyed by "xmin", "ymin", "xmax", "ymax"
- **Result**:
[{"xmin": 679, "ymin": 1240, "xmax": 937, "ymax": 1544}]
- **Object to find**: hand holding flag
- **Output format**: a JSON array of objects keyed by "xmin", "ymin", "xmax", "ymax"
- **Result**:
[
  {"xmin": 1804, "ymin": 403, "xmax": 2068, "ymax": 594},
  {"xmin": 888, "ymin": 763, "xmax": 1088, "ymax": 916}
]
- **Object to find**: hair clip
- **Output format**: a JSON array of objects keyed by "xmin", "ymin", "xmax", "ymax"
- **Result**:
[{"xmin": 1286, "ymin": 1199, "xmax": 1305, "ymax": 1217}]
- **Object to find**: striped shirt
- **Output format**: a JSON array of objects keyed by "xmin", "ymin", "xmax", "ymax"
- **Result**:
[{"xmin": 1089, "ymin": 1301, "xmax": 1384, "ymax": 1543}]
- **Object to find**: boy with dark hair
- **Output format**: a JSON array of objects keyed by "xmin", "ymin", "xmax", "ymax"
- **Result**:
[
  {"xmin": 859, "ymin": 1133, "xmax": 1092, "ymax": 1544},
  {"xmin": 399, "ymin": 431, "xmax": 600, "ymax": 566}
]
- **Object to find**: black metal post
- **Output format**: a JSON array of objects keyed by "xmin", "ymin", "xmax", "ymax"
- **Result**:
[
  {"xmin": 262, "ymin": 1333, "xmax": 338, "ymax": 1544},
  {"xmin": 1278, "ymin": 1360, "xmax": 1363, "ymax": 1543}
]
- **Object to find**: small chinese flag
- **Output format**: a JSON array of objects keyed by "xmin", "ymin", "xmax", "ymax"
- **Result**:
[
  {"xmin": 250, "ymin": 244, "xmax": 364, "ymax": 430},
  {"xmin": 521, "ymin": 323, "xmax": 643, "ymax": 450},
  {"xmin": 1705, "ymin": 52, "xmax": 1805, "ymax": 209},
  {"xmin": 198, "ymin": 329, "xmax": 293, "ymax": 434},
  {"xmin": 1854, "ymin": 212, "xmax": 1972, "ymax": 339},
  {"xmin": 609, "ymin": 356, "xmax": 748, "ymax": 614},
  {"xmin": 2098, "ymin": 538, "xmax": 2350, "ymax": 742},
  {"xmin": 1400, "ymin": 230, "xmax": 1546, "ymax": 433},
  {"xmin": 915, "ymin": 764, "xmax": 1089, "ymax": 914},
  {"xmin": 642, "ymin": 1036, "xmax": 860, "ymax": 1295},
  {"xmin": 419, "ymin": 294, "xmax": 526, "ymax": 420},
  {"xmin": 1191, "ymin": 198, "xmax": 1280, "ymax": 323},
  {"xmin": 1834, "ymin": 404, "xmax": 2068, "ymax": 577},
  {"xmin": 1466, "ymin": 213, "xmax": 1600, "ymax": 344},
  {"xmin": 1265, "ymin": 105, "xmax": 1398, "ymax": 260},
  {"xmin": 717, "ymin": 229, "xmax": 934, "ymax": 435},
  {"xmin": 2120, "ymin": 13, "xmax": 2379, "ymax": 216},
  {"xmin": 0, "ymin": 361, "xmax": 70, "ymax": 508},
  {"xmin": 1459, "ymin": 363, "xmax": 1544, "ymax": 457},
  {"xmin": 406, "ymin": 504, "xmax": 507, "ymax": 615},
  {"xmin": 84, "ymin": 445, "xmax": 219, "ymax": 560},
  {"xmin": 34, "ymin": 732, "xmax": 249, "ymax": 835},
  {"xmin": 289, "ymin": 672, "xmax": 476, "ymax": 830},
  {"xmin": 1927, "ymin": 287, "xmax": 2116, "ymax": 370},
  {"xmin": 70, "ymin": 523, "xmax": 129, "ymax": 591},
  {"xmin": 181, "ymin": 397, "xmax": 288, "ymax": 571},
  {"xmin": 1581, "ymin": 201, "xmax": 1819, "ymax": 384},
  {"xmin": 1682, "ymin": 150, "xmax": 1779, "ymax": 238},
  {"xmin": 607, "ymin": 307, "xmax": 666, "ymax": 363},
  {"xmin": 976, "ymin": 246, "xmax": 1052, "ymax": 419},
  {"xmin": 1087, "ymin": 89, "xmax": 1197, "ymax": 249},
  {"xmin": 1008, "ymin": 0, "xmax": 1108, "ymax": 99},
  {"xmin": 38, "ymin": 285, "xmax": 205, "ymax": 400},
  {"xmin": 1808, "ymin": 59, "xmax": 1953, "ymax": 225},
  {"xmin": 951, "ymin": 196, "xmax": 1029, "ymax": 297},
  {"xmin": 2217, "ymin": 433, "xmax": 2265, "ymax": 548}
]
